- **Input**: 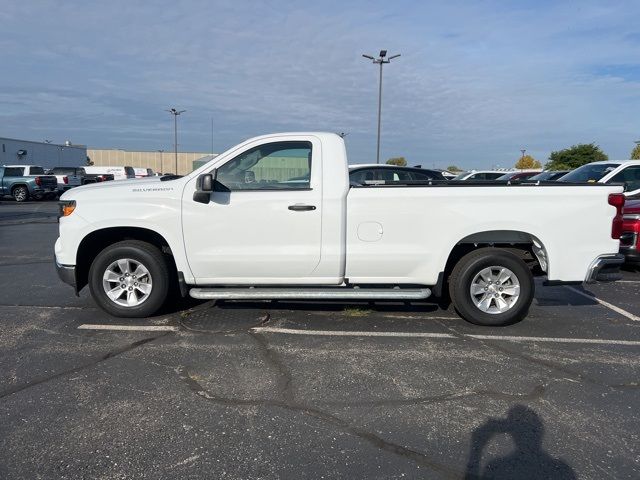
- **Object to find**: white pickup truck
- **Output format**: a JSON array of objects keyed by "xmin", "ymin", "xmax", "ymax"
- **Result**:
[{"xmin": 55, "ymin": 132, "xmax": 625, "ymax": 326}]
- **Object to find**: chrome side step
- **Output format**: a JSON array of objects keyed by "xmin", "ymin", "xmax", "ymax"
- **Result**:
[{"xmin": 189, "ymin": 287, "xmax": 431, "ymax": 301}]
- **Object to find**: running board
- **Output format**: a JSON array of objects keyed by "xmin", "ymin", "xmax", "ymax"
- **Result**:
[{"xmin": 189, "ymin": 287, "xmax": 431, "ymax": 301}]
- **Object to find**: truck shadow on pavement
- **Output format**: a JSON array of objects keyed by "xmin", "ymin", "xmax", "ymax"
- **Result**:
[{"xmin": 464, "ymin": 405, "xmax": 576, "ymax": 479}]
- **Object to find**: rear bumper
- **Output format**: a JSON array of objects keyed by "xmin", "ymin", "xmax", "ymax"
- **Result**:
[
  {"xmin": 585, "ymin": 254, "xmax": 625, "ymax": 283},
  {"xmin": 619, "ymin": 231, "xmax": 640, "ymax": 263}
]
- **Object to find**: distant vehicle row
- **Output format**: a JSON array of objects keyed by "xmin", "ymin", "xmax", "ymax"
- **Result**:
[{"xmin": 0, "ymin": 164, "xmax": 157, "ymax": 201}]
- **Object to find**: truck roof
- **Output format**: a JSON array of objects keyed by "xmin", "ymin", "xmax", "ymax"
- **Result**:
[
  {"xmin": 3, "ymin": 164, "xmax": 44, "ymax": 168},
  {"xmin": 587, "ymin": 160, "xmax": 640, "ymax": 165}
]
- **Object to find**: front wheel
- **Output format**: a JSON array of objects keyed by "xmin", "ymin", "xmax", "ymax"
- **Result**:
[
  {"xmin": 88, "ymin": 240, "xmax": 170, "ymax": 318},
  {"xmin": 449, "ymin": 248, "xmax": 534, "ymax": 326}
]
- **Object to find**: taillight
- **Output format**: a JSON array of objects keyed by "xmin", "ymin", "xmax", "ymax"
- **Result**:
[
  {"xmin": 35, "ymin": 177, "xmax": 41, "ymax": 186},
  {"xmin": 609, "ymin": 193, "xmax": 625, "ymax": 239},
  {"xmin": 63, "ymin": 176, "xmax": 69, "ymax": 184},
  {"xmin": 97, "ymin": 175, "xmax": 104, "ymax": 182}
]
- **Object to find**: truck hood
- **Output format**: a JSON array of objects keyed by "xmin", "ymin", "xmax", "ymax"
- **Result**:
[{"xmin": 60, "ymin": 176, "xmax": 183, "ymax": 200}]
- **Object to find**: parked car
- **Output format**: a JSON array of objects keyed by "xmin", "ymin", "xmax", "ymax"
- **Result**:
[
  {"xmin": 528, "ymin": 170, "xmax": 570, "ymax": 181},
  {"xmin": 134, "ymin": 167, "xmax": 155, "ymax": 178},
  {"xmin": 496, "ymin": 171, "xmax": 541, "ymax": 182},
  {"xmin": 1, "ymin": 165, "xmax": 58, "ymax": 202},
  {"xmin": 435, "ymin": 169, "xmax": 457, "ymax": 179},
  {"xmin": 453, "ymin": 170, "xmax": 507, "ymax": 181},
  {"xmin": 620, "ymin": 199, "xmax": 640, "ymax": 263},
  {"xmin": 84, "ymin": 165, "xmax": 135, "ymax": 181},
  {"xmin": 56, "ymin": 132, "xmax": 624, "ymax": 326},
  {"xmin": 558, "ymin": 160, "xmax": 640, "ymax": 196},
  {"xmin": 48, "ymin": 167, "xmax": 85, "ymax": 193},
  {"xmin": 349, "ymin": 165, "xmax": 447, "ymax": 184}
]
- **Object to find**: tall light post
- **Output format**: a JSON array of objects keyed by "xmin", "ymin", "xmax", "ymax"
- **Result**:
[
  {"xmin": 157, "ymin": 149, "xmax": 165, "ymax": 173},
  {"xmin": 166, "ymin": 108, "xmax": 186, "ymax": 174},
  {"xmin": 362, "ymin": 50, "xmax": 401, "ymax": 164}
]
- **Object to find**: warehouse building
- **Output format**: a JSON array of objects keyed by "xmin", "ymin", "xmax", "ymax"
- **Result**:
[
  {"xmin": 0, "ymin": 137, "xmax": 87, "ymax": 169},
  {"xmin": 88, "ymin": 149, "xmax": 215, "ymax": 175}
]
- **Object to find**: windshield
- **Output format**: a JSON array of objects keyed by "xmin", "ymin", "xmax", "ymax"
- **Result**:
[{"xmin": 559, "ymin": 163, "xmax": 619, "ymax": 183}]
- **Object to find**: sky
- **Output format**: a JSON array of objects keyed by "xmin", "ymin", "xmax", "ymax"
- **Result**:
[{"xmin": 1, "ymin": 0, "xmax": 639, "ymax": 169}]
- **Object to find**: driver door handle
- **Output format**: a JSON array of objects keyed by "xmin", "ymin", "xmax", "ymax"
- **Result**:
[{"xmin": 288, "ymin": 204, "xmax": 316, "ymax": 211}]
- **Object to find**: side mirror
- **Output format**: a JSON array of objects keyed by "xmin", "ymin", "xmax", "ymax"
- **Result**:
[{"xmin": 193, "ymin": 171, "xmax": 215, "ymax": 204}]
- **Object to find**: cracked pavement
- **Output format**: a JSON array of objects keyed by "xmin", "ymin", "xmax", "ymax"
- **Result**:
[{"xmin": 0, "ymin": 201, "xmax": 638, "ymax": 479}]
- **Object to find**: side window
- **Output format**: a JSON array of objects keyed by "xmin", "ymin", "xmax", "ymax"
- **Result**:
[
  {"xmin": 5, "ymin": 167, "xmax": 24, "ymax": 176},
  {"xmin": 216, "ymin": 141, "xmax": 312, "ymax": 190},
  {"xmin": 375, "ymin": 169, "xmax": 412, "ymax": 182},
  {"xmin": 411, "ymin": 171, "xmax": 435, "ymax": 181},
  {"xmin": 486, "ymin": 172, "xmax": 504, "ymax": 180},
  {"xmin": 609, "ymin": 166, "xmax": 640, "ymax": 192},
  {"xmin": 350, "ymin": 169, "xmax": 375, "ymax": 184}
]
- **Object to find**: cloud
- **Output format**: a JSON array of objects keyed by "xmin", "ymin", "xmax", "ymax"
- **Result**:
[{"xmin": 1, "ymin": 0, "xmax": 639, "ymax": 167}]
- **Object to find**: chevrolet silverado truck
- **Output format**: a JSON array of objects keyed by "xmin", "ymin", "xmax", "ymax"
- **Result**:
[
  {"xmin": 1, "ymin": 165, "xmax": 58, "ymax": 201},
  {"xmin": 55, "ymin": 133, "xmax": 625, "ymax": 326}
]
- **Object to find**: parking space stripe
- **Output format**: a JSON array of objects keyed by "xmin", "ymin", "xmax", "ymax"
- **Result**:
[
  {"xmin": 78, "ymin": 324, "xmax": 179, "ymax": 332},
  {"xmin": 466, "ymin": 334, "xmax": 640, "ymax": 346},
  {"xmin": 253, "ymin": 326, "xmax": 640, "ymax": 346},
  {"xmin": 252, "ymin": 327, "xmax": 456, "ymax": 338},
  {"xmin": 566, "ymin": 286, "xmax": 640, "ymax": 322}
]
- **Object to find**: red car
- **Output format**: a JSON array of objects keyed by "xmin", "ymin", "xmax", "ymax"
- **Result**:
[{"xmin": 620, "ymin": 199, "xmax": 640, "ymax": 263}]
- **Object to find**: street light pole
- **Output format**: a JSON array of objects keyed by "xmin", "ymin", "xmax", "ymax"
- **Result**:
[
  {"xmin": 157, "ymin": 149, "xmax": 164, "ymax": 173},
  {"xmin": 166, "ymin": 108, "xmax": 186, "ymax": 174},
  {"xmin": 362, "ymin": 50, "xmax": 401, "ymax": 164}
]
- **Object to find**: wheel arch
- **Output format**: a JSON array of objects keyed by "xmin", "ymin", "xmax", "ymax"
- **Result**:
[
  {"xmin": 75, "ymin": 226, "xmax": 178, "ymax": 293},
  {"xmin": 433, "ymin": 230, "xmax": 548, "ymax": 298},
  {"xmin": 10, "ymin": 183, "xmax": 29, "ymax": 193}
]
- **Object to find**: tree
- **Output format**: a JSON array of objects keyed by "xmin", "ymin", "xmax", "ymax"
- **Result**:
[
  {"xmin": 545, "ymin": 143, "xmax": 608, "ymax": 171},
  {"xmin": 631, "ymin": 144, "xmax": 640, "ymax": 160},
  {"xmin": 446, "ymin": 165, "xmax": 462, "ymax": 172},
  {"xmin": 386, "ymin": 157, "xmax": 407, "ymax": 166},
  {"xmin": 86, "ymin": 156, "xmax": 94, "ymax": 166},
  {"xmin": 515, "ymin": 155, "xmax": 542, "ymax": 170}
]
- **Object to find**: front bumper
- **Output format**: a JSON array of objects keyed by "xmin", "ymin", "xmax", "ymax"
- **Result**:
[
  {"xmin": 55, "ymin": 256, "xmax": 78, "ymax": 294},
  {"xmin": 585, "ymin": 254, "xmax": 625, "ymax": 283}
]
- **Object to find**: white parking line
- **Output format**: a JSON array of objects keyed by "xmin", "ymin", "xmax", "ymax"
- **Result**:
[
  {"xmin": 566, "ymin": 286, "xmax": 640, "ymax": 322},
  {"xmin": 78, "ymin": 324, "xmax": 179, "ymax": 332},
  {"xmin": 252, "ymin": 327, "xmax": 455, "ymax": 339},
  {"xmin": 467, "ymin": 334, "xmax": 640, "ymax": 346},
  {"xmin": 253, "ymin": 326, "xmax": 640, "ymax": 346}
]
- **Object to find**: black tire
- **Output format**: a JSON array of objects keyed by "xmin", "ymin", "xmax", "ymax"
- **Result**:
[
  {"xmin": 12, "ymin": 185, "xmax": 29, "ymax": 202},
  {"xmin": 448, "ymin": 248, "xmax": 534, "ymax": 326},
  {"xmin": 88, "ymin": 240, "xmax": 170, "ymax": 318}
]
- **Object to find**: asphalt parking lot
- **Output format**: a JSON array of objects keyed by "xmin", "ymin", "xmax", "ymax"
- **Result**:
[{"xmin": 0, "ymin": 200, "xmax": 638, "ymax": 479}]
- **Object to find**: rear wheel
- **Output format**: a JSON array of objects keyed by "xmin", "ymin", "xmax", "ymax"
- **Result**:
[
  {"xmin": 88, "ymin": 240, "xmax": 170, "ymax": 318},
  {"xmin": 12, "ymin": 186, "xmax": 28, "ymax": 202},
  {"xmin": 449, "ymin": 248, "xmax": 534, "ymax": 326}
]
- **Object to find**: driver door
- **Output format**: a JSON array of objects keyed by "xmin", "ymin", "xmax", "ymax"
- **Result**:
[{"xmin": 182, "ymin": 137, "xmax": 323, "ymax": 284}]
